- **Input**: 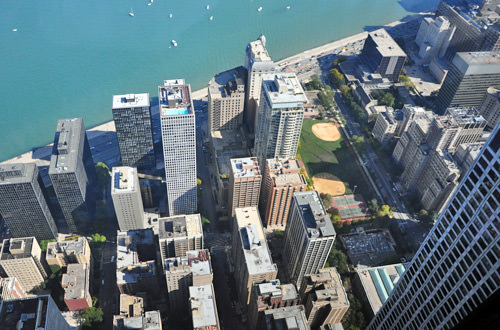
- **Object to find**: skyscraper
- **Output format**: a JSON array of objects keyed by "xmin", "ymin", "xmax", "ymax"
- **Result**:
[
  {"xmin": 367, "ymin": 121, "xmax": 500, "ymax": 329},
  {"xmin": 244, "ymin": 34, "xmax": 276, "ymax": 132},
  {"xmin": 159, "ymin": 79, "xmax": 197, "ymax": 216},
  {"xmin": 228, "ymin": 157, "xmax": 262, "ymax": 218},
  {"xmin": 359, "ymin": 28, "xmax": 407, "ymax": 82},
  {"xmin": 208, "ymin": 67, "xmax": 246, "ymax": 132},
  {"xmin": 112, "ymin": 93, "xmax": 155, "ymax": 169},
  {"xmin": 111, "ymin": 166, "xmax": 145, "ymax": 231},
  {"xmin": 259, "ymin": 158, "xmax": 307, "ymax": 230},
  {"xmin": 437, "ymin": 52, "xmax": 500, "ymax": 111},
  {"xmin": 479, "ymin": 86, "xmax": 500, "ymax": 129},
  {"xmin": 0, "ymin": 163, "xmax": 58, "ymax": 241},
  {"xmin": 283, "ymin": 191, "xmax": 336, "ymax": 289},
  {"xmin": 49, "ymin": 118, "xmax": 96, "ymax": 233},
  {"xmin": 254, "ymin": 74, "xmax": 307, "ymax": 170}
]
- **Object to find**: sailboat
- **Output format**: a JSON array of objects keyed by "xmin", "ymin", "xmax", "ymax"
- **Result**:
[
  {"xmin": 209, "ymin": 16, "xmax": 214, "ymax": 21},
  {"xmin": 128, "ymin": 8, "xmax": 135, "ymax": 17},
  {"xmin": 257, "ymin": 7, "xmax": 263, "ymax": 12},
  {"xmin": 206, "ymin": 5, "xmax": 210, "ymax": 10},
  {"xmin": 286, "ymin": 5, "xmax": 291, "ymax": 10},
  {"xmin": 171, "ymin": 40, "xmax": 178, "ymax": 47},
  {"xmin": 169, "ymin": 13, "xmax": 173, "ymax": 18}
]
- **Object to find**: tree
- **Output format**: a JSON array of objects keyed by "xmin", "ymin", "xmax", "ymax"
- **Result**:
[
  {"xmin": 196, "ymin": 177, "xmax": 202, "ymax": 186},
  {"xmin": 332, "ymin": 56, "xmax": 347, "ymax": 68},
  {"xmin": 320, "ymin": 193, "xmax": 333, "ymax": 208},
  {"xmin": 201, "ymin": 216, "xmax": 210, "ymax": 228},
  {"xmin": 377, "ymin": 204, "xmax": 392, "ymax": 217},
  {"xmin": 333, "ymin": 215, "xmax": 341, "ymax": 222},
  {"xmin": 305, "ymin": 74, "xmax": 323, "ymax": 90},
  {"xmin": 274, "ymin": 230, "xmax": 284, "ymax": 238},
  {"xmin": 381, "ymin": 92, "xmax": 395, "ymax": 108},
  {"xmin": 329, "ymin": 68, "xmax": 346, "ymax": 88},
  {"xmin": 91, "ymin": 233, "xmax": 106, "ymax": 243},
  {"xmin": 95, "ymin": 162, "xmax": 110, "ymax": 189},
  {"xmin": 367, "ymin": 198, "xmax": 379, "ymax": 216},
  {"xmin": 81, "ymin": 307, "xmax": 104, "ymax": 328},
  {"xmin": 325, "ymin": 244, "xmax": 348, "ymax": 275},
  {"xmin": 39, "ymin": 239, "xmax": 56, "ymax": 253}
]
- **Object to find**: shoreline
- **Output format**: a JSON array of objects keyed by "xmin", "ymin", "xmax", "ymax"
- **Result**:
[{"xmin": 1, "ymin": 12, "xmax": 427, "ymax": 165}]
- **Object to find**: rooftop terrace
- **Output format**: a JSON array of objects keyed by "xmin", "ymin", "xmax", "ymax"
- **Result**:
[
  {"xmin": 112, "ymin": 93, "xmax": 150, "ymax": 109},
  {"xmin": 231, "ymin": 157, "xmax": 261, "ymax": 179},
  {"xmin": 159, "ymin": 79, "xmax": 194, "ymax": 115}
]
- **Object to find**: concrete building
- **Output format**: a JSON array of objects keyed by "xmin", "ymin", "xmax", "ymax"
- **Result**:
[
  {"xmin": 367, "ymin": 122, "xmax": 500, "ymax": 329},
  {"xmin": 259, "ymin": 158, "xmax": 307, "ymax": 229},
  {"xmin": 0, "ymin": 277, "xmax": 27, "ymax": 301},
  {"xmin": 300, "ymin": 268, "xmax": 349, "ymax": 329},
  {"xmin": 140, "ymin": 179, "xmax": 154, "ymax": 209},
  {"xmin": 283, "ymin": 191, "xmax": 336, "ymax": 289},
  {"xmin": 254, "ymin": 74, "xmax": 307, "ymax": 170},
  {"xmin": 264, "ymin": 305, "xmax": 310, "ymax": 330},
  {"xmin": 159, "ymin": 79, "xmax": 197, "ymax": 216},
  {"xmin": 359, "ymin": 28, "xmax": 407, "ymax": 82},
  {"xmin": 372, "ymin": 110, "xmax": 399, "ymax": 146},
  {"xmin": 454, "ymin": 142, "xmax": 484, "ymax": 170},
  {"xmin": 61, "ymin": 263, "xmax": 92, "ymax": 311},
  {"xmin": 244, "ymin": 34, "xmax": 276, "ymax": 132},
  {"xmin": 479, "ymin": 86, "xmax": 500, "ymax": 129},
  {"xmin": 248, "ymin": 280, "xmax": 300, "ymax": 330},
  {"xmin": 165, "ymin": 250, "xmax": 212, "ymax": 315},
  {"xmin": 228, "ymin": 157, "xmax": 262, "ymax": 218},
  {"xmin": 158, "ymin": 214, "xmax": 203, "ymax": 260},
  {"xmin": 189, "ymin": 284, "xmax": 220, "ymax": 330},
  {"xmin": 355, "ymin": 264, "xmax": 406, "ymax": 318},
  {"xmin": 232, "ymin": 207, "xmax": 278, "ymax": 308},
  {"xmin": 46, "ymin": 236, "xmax": 92, "ymax": 267},
  {"xmin": 116, "ymin": 229, "xmax": 158, "ymax": 299},
  {"xmin": 49, "ymin": 118, "xmax": 96, "ymax": 233},
  {"xmin": 112, "ymin": 93, "xmax": 155, "ymax": 169},
  {"xmin": 114, "ymin": 294, "xmax": 162, "ymax": 330},
  {"xmin": 437, "ymin": 52, "xmax": 500, "ymax": 111},
  {"xmin": 0, "ymin": 295, "xmax": 71, "ymax": 330},
  {"xmin": 0, "ymin": 163, "xmax": 58, "ymax": 241},
  {"xmin": 415, "ymin": 16, "xmax": 455, "ymax": 63},
  {"xmin": 208, "ymin": 67, "xmax": 246, "ymax": 132},
  {"xmin": 0, "ymin": 237, "xmax": 47, "ymax": 293},
  {"xmin": 111, "ymin": 167, "xmax": 145, "ymax": 231}
]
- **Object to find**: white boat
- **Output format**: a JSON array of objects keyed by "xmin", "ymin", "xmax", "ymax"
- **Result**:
[
  {"xmin": 12, "ymin": 28, "xmax": 18, "ymax": 32},
  {"xmin": 257, "ymin": 7, "xmax": 263, "ymax": 12},
  {"xmin": 148, "ymin": 2, "xmax": 152, "ymax": 6},
  {"xmin": 286, "ymin": 5, "xmax": 291, "ymax": 10},
  {"xmin": 206, "ymin": 5, "xmax": 210, "ymax": 10},
  {"xmin": 171, "ymin": 40, "xmax": 178, "ymax": 47},
  {"xmin": 209, "ymin": 16, "xmax": 214, "ymax": 21},
  {"xmin": 129, "ymin": 9, "xmax": 134, "ymax": 17},
  {"xmin": 169, "ymin": 13, "xmax": 173, "ymax": 18}
]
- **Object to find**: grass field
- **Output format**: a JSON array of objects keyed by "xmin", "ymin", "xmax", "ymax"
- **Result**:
[{"xmin": 298, "ymin": 118, "xmax": 372, "ymax": 198}]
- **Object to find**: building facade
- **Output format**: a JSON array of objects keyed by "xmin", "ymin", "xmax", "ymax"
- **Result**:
[
  {"xmin": 254, "ymin": 74, "xmax": 307, "ymax": 170},
  {"xmin": 112, "ymin": 93, "xmax": 155, "ymax": 169},
  {"xmin": 0, "ymin": 277, "xmax": 27, "ymax": 301},
  {"xmin": 49, "ymin": 118, "xmax": 96, "ymax": 233},
  {"xmin": 111, "ymin": 166, "xmax": 145, "ymax": 231},
  {"xmin": 0, "ymin": 163, "xmax": 58, "ymax": 241},
  {"xmin": 228, "ymin": 157, "xmax": 262, "ymax": 218},
  {"xmin": 244, "ymin": 34, "xmax": 276, "ymax": 132},
  {"xmin": 437, "ymin": 52, "xmax": 500, "ymax": 111},
  {"xmin": 367, "ymin": 122, "xmax": 500, "ymax": 329},
  {"xmin": 159, "ymin": 79, "xmax": 197, "ymax": 216},
  {"xmin": 0, "ymin": 237, "xmax": 47, "ymax": 293},
  {"xmin": 158, "ymin": 214, "xmax": 203, "ymax": 260},
  {"xmin": 415, "ymin": 16, "xmax": 454, "ymax": 63},
  {"xmin": 283, "ymin": 191, "xmax": 336, "ymax": 289},
  {"xmin": 259, "ymin": 158, "xmax": 307, "ymax": 229},
  {"xmin": 208, "ymin": 67, "xmax": 246, "ymax": 132},
  {"xmin": 479, "ymin": 86, "xmax": 500, "ymax": 129}
]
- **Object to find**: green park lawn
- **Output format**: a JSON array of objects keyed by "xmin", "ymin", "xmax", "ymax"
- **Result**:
[{"xmin": 298, "ymin": 118, "xmax": 372, "ymax": 198}]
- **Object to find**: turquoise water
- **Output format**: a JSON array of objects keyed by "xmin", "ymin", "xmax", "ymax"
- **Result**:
[{"xmin": 0, "ymin": 0, "xmax": 439, "ymax": 161}]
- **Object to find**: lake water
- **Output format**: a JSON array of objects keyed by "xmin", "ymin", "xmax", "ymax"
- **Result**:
[{"xmin": 0, "ymin": 0, "xmax": 439, "ymax": 161}]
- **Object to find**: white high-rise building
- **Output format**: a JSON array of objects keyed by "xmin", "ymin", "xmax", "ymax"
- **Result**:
[
  {"xmin": 283, "ymin": 191, "xmax": 336, "ymax": 289},
  {"xmin": 244, "ymin": 34, "xmax": 276, "ymax": 132},
  {"xmin": 254, "ymin": 74, "xmax": 307, "ymax": 170},
  {"xmin": 159, "ymin": 79, "xmax": 197, "ymax": 216},
  {"xmin": 111, "ymin": 167, "xmax": 145, "ymax": 231},
  {"xmin": 367, "ymin": 122, "xmax": 500, "ymax": 329}
]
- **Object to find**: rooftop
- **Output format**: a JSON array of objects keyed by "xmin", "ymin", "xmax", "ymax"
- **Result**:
[
  {"xmin": 356, "ymin": 263, "xmax": 406, "ymax": 315},
  {"xmin": 112, "ymin": 93, "xmax": 150, "ymax": 109},
  {"xmin": 264, "ymin": 305, "xmax": 309, "ymax": 330},
  {"xmin": 234, "ymin": 207, "xmax": 265, "ymax": 241},
  {"xmin": 158, "ymin": 214, "xmax": 203, "ymax": 240},
  {"xmin": 0, "ymin": 238, "xmax": 35, "ymax": 260},
  {"xmin": 0, "ymin": 295, "xmax": 60, "ymax": 330},
  {"xmin": 62, "ymin": 263, "xmax": 89, "ymax": 301},
  {"xmin": 165, "ymin": 249, "xmax": 212, "ymax": 277},
  {"xmin": 294, "ymin": 191, "xmax": 336, "ymax": 238},
  {"xmin": 231, "ymin": 157, "xmax": 261, "ymax": 179},
  {"xmin": 112, "ymin": 166, "xmax": 138, "ymax": 194},
  {"xmin": 0, "ymin": 163, "xmax": 35, "ymax": 185},
  {"xmin": 308, "ymin": 268, "xmax": 349, "ymax": 309},
  {"xmin": 447, "ymin": 108, "xmax": 486, "ymax": 126},
  {"xmin": 239, "ymin": 224, "xmax": 277, "ymax": 275},
  {"xmin": 486, "ymin": 86, "xmax": 500, "ymax": 100},
  {"xmin": 48, "ymin": 118, "xmax": 84, "ymax": 175},
  {"xmin": 158, "ymin": 79, "xmax": 194, "ymax": 115},
  {"xmin": 46, "ymin": 237, "xmax": 87, "ymax": 260},
  {"xmin": 208, "ymin": 66, "xmax": 247, "ymax": 98},
  {"xmin": 266, "ymin": 158, "xmax": 301, "ymax": 173},
  {"xmin": 263, "ymin": 74, "xmax": 307, "ymax": 107},
  {"xmin": 119, "ymin": 294, "xmax": 144, "ymax": 318},
  {"xmin": 248, "ymin": 38, "xmax": 272, "ymax": 62},
  {"xmin": 116, "ymin": 229, "xmax": 156, "ymax": 285},
  {"xmin": 190, "ymin": 284, "xmax": 218, "ymax": 329},
  {"xmin": 454, "ymin": 51, "xmax": 500, "ymax": 75},
  {"xmin": 368, "ymin": 28, "xmax": 406, "ymax": 57}
]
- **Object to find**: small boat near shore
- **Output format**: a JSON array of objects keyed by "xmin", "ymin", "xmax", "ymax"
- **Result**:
[
  {"xmin": 286, "ymin": 5, "xmax": 291, "ymax": 10},
  {"xmin": 206, "ymin": 5, "xmax": 210, "ymax": 10},
  {"xmin": 209, "ymin": 16, "xmax": 214, "ymax": 21},
  {"xmin": 169, "ymin": 13, "xmax": 173, "ymax": 18},
  {"xmin": 257, "ymin": 7, "xmax": 262, "ymax": 12},
  {"xmin": 12, "ymin": 28, "xmax": 18, "ymax": 32},
  {"xmin": 171, "ymin": 40, "xmax": 178, "ymax": 47},
  {"xmin": 129, "ymin": 9, "xmax": 134, "ymax": 17}
]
